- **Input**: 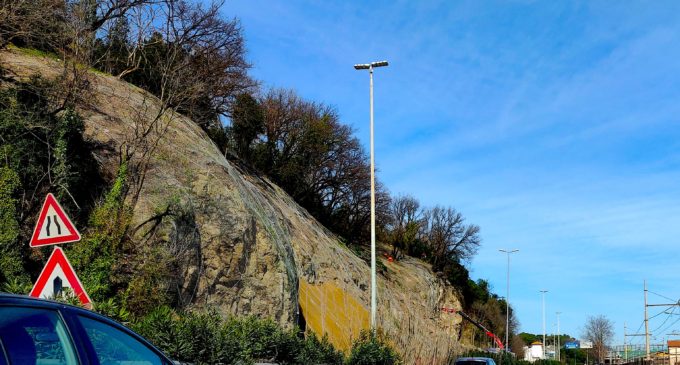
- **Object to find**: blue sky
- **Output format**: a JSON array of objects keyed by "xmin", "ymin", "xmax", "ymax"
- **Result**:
[{"xmin": 223, "ymin": 0, "xmax": 680, "ymax": 344}]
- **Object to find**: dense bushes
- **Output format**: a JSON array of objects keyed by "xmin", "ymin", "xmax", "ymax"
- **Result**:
[
  {"xmin": 133, "ymin": 306, "xmax": 347, "ymax": 365},
  {"xmin": 0, "ymin": 78, "xmax": 102, "ymax": 287},
  {"xmin": 345, "ymin": 330, "xmax": 401, "ymax": 365},
  {"xmin": 66, "ymin": 162, "xmax": 135, "ymax": 307},
  {"xmin": 0, "ymin": 78, "xmax": 101, "ymax": 222},
  {"xmin": 133, "ymin": 306, "xmax": 402, "ymax": 364},
  {"xmin": 0, "ymin": 166, "xmax": 23, "ymax": 285}
]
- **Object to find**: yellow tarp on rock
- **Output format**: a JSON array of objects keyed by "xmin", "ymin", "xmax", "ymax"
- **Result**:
[{"xmin": 299, "ymin": 279, "xmax": 369, "ymax": 351}]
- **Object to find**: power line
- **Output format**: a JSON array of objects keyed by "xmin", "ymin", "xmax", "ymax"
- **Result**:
[
  {"xmin": 650, "ymin": 308, "xmax": 673, "ymax": 320},
  {"xmin": 628, "ymin": 306, "xmax": 672, "ymax": 345},
  {"xmin": 656, "ymin": 312, "xmax": 680, "ymax": 337},
  {"xmin": 651, "ymin": 307, "xmax": 676, "ymax": 333},
  {"xmin": 644, "ymin": 282, "xmax": 680, "ymax": 359},
  {"xmin": 648, "ymin": 290, "xmax": 679, "ymax": 304},
  {"xmin": 646, "ymin": 297, "xmax": 680, "ymax": 339},
  {"xmin": 630, "ymin": 320, "xmax": 646, "ymax": 345}
]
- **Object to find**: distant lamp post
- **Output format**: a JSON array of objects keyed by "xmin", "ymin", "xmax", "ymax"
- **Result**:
[
  {"xmin": 354, "ymin": 60, "xmax": 389, "ymax": 330},
  {"xmin": 500, "ymin": 249, "xmax": 519, "ymax": 351},
  {"xmin": 556, "ymin": 311, "xmax": 562, "ymax": 362},
  {"xmin": 540, "ymin": 290, "xmax": 549, "ymax": 359}
]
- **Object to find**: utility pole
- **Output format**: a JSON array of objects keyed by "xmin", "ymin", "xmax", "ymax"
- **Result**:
[
  {"xmin": 645, "ymin": 280, "xmax": 650, "ymax": 361},
  {"xmin": 625, "ymin": 325, "xmax": 647, "ymax": 362},
  {"xmin": 624, "ymin": 322, "xmax": 628, "ymax": 363},
  {"xmin": 641, "ymin": 281, "xmax": 680, "ymax": 363},
  {"xmin": 541, "ymin": 289, "xmax": 549, "ymax": 359}
]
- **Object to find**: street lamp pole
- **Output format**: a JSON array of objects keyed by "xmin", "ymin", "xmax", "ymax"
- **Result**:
[
  {"xmin": 500, "ymin": 249, "xmax": 519, "ymax": 351},
  {"xmin": 556, "ymin": 311, "xmax": 562, "ymax": 362},
  {"xmin": 354, "ymin": 60, "xmax": 388, "ymax": 330},
  {"xmin": 540, "ymin": 290, "xmax": 549, "ymax": 359}
]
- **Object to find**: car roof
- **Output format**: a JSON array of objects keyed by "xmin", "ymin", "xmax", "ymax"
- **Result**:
[
  {"xmin": 0, "ymin": 292, "xmax": 173, "ymax": 362},
  {"xmin": 0, "ymin": 292, "xmax": 105, "ymax": 322},
  {"xmin": 0, "ymin": 292, "xmax": 86, "ymax": 310}
]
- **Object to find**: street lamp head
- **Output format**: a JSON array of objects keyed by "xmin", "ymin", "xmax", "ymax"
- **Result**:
[{"xmin": 354, "ymin": 61, "xmax": 389, "ymax": 70}]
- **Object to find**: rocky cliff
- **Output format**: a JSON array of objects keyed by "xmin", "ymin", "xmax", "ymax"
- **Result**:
[{"xmin": 1, "ymin": 48, "xmax": 464, "ymax": 364}]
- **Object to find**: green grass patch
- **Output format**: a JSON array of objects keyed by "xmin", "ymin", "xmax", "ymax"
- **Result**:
[{"xmin": 10, "ymin": 44, "xmax": 62, "ymax": 61}]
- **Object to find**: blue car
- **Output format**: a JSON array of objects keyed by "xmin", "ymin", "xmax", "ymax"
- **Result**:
[{"xmin": 0, "ymin": 293, "xmax": 174, "ymax": 365}]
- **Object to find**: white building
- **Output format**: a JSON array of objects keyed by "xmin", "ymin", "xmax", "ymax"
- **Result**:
[{"xmin": 524, "ymin": 341, "xmax": 545, "ymax": 363}]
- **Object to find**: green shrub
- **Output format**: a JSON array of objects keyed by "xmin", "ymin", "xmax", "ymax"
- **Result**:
[
  {"xmin": 296, "ymin": 332, "xmax": 344, "ymax": 365},
  {"xmin": 95, "ymin": 298, "xmax": 131, "ymax": 324},
  {"xmin": 68, "ymin": 162, "xmax": 130, "ymax": 303},
  {"xmin": 346, "ymin": 330, "xmax": 400, "ymax": 365},
  {"xmin": 0, "ymin": 78, "xmax": 101, "ymax": 289},
  {"xmin": 0, "ymin": 277, "xmax": 32, "ymax": 294},
  {"xmin": 0, "ymin": 166, "xmax": 26, "ymax": 285},
  {"xmin": 133, "ymin": 306, "xmax": 346, "ymax": 365}
]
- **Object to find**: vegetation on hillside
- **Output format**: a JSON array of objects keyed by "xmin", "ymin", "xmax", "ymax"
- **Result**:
[
  {"xmin": 519, "ymin": 333, "xmax": 573, "ymax": 347},
  {"xmin": 0, "ymin": 75, "xmax": 101, "ymax": 288},
  {"xmin": 1, "ymin": 0, "xmax": 519, "ymax": 359}
]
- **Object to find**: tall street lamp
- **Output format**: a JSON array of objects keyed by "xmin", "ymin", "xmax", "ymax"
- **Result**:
[
  {"xmin": 354, "ymin": 60, "xmax": 389, "ymax": 330},
  {"xmin": 556, "ymin": 311, "xmax": 562, "ymax": 362},
  {"xmin": 540, "ymin": 289, "xmax": 549, "ymax": 359},
  {"xmin": 499, "ymin": 249, "xmax": 519, "ymax": 351}
]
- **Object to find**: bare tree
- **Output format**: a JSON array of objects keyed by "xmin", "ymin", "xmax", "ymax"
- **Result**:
[
  {"xmin": 583, "ymin": 314, "xmax": 614, "ymax": 364},
  {"xmin": 511, "ymin": 333, "xmax": 526, "ymax": 358},
  {"xmin": 130, "ymin": 0, "xmax": 254, "ymax": 127},
  {"xmin": 88, "ymin": 0, "xmax": 162, "ymax": 33},
  {"xmin": 388, "ymin": 194, "xmax": 422, "ymax": 258},
  {"xmin": 0, "ymin": 0, "xmax": 68, "ymax": 50},
  {"xmin": 422, "ymin": 206, "xmax": 480, "ymax": 269}
]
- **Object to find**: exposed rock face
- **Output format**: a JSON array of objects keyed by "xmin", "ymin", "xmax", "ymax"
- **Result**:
[{"xmin": 1, "ymin": 49, "xmax": 464, "ymax": 363}]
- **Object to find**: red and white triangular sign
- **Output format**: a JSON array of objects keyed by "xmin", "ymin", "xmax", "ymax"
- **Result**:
[
  {"xmin": 29, "ymin": 247, "xmax": 92, "ymax": 307},
  {"xmin": 30, "ymin": 193, "xmax": 81, "ymax": 247}
]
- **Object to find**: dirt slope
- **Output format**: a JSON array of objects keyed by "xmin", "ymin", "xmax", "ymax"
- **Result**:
[{"xmin": 1, "ymin": 48, "xmax": 465, "ymax": 363}]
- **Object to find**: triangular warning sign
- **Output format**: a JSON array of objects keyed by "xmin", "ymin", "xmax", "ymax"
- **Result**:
[
  {"xmin": 30, "ymin": 193, "xmax": 81, "ymax": 247},
  {"xmin": 29, "ymin": 247, "xmax": 92, "ymax": 307}
]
